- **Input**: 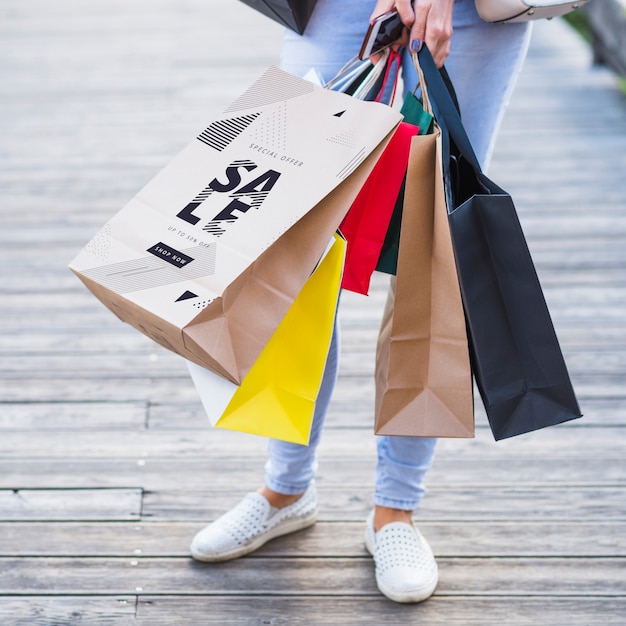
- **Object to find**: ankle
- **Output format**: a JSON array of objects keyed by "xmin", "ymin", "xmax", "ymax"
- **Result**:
[
  {"xmin": 258, "ymin": 485, "xmax": 304, "ymax": 509},
  {"xmin": 373, "ymin": 506, "xmax": 413, "ymax": 532}
]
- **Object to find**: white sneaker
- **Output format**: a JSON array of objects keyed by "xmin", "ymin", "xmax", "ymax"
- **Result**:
[
  {"xmin": 190, "ymin": 483, "xmax": 318, "ymax": 562},
  {"xmin": 364, "ymin": 510, "xmax": 439, "ymax": 603}
]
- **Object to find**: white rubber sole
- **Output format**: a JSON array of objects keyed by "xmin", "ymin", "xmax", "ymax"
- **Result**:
[
  {"xmin": 376, "ymin": 572, "xmax": 439, "ymax": 604},
  {"xmin": 191, "ymin": 508, "xmax": 318, "ymax": 563}
]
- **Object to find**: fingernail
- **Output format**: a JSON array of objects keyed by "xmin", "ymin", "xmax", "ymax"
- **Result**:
[{"xmin": 410, "ymin": 39, "xmax": 422, "ymax": 52}]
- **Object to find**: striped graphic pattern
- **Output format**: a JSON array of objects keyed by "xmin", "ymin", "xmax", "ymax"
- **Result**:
[
  {"xmin": 81, "ymin": 243, "xmax": 217, "ymax": 295},
  {"xmin": 225, "ymin": 66, "xmax": 315, "ymax": 113},
  {"xmin": 336, "ymin": 147, "xmax": 367, "ymax": 180},
  {"xmin": 202, "ymin": 186, "xmax": 270, "ymax": 238},
  {"xmin": 203, "ymin": 219, "xmax": 237, "ymax": 238},
  {"xmin": 187, "ymin": 159, "xmax": 257, "ymax": 206},
  {"xmin": 197, "ymin": 114, "xmax": 260, "ymax": 151}
]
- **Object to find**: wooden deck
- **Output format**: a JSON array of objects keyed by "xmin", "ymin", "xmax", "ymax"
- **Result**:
[{"xmin": 2, "ymin": 1, "xmax": 626, "ymax": 624}]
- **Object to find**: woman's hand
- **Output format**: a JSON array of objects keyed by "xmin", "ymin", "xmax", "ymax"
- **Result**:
[{"xmin": 369, "ymin": 0, "xmax": 455, "ymax": 67}]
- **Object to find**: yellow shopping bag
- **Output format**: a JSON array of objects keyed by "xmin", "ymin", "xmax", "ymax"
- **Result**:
[{"xmin": 211, "ymin": 233, "xmax": 345, "ymax": 444}]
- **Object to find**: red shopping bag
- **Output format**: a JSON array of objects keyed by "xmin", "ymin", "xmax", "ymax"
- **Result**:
[{"xmin": 339, "ymin": 121, "xmax": 418, "ymax": 295}]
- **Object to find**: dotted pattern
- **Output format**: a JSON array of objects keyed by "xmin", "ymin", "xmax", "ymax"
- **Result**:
[
  {"xmin": 84, "ymin": 223, "xmax": 112, "ymax": 262},
  {"xmin": 326, "ymin": 127, "xmax": 357, "ymax": 149},
  {"xmin": 252, "ymin": 102, "xmax": 288, "ymax": 153},
  {"xmin": 192, "ymin": 299, "xmax": 212, "ymax": 310}
]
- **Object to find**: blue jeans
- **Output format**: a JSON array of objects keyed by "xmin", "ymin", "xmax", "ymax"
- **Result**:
[{"xmin": 265, "ymin": 0, "xmax": 531, "ymax": 510}]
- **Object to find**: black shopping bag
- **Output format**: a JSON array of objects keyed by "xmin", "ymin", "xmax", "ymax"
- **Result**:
[
  {"xmin": 238, "ymin": 0, "xmax": 317, "ymax": 34},
  {"xmin": 415, "ymin": 47, "xmax": 582, "ymax": 440}
]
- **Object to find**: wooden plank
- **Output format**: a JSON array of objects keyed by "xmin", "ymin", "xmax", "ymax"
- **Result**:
[
  {"xmin": 3, "ymin": 298, "xmax": 625, "ymax": 351},
  {"xmin": 135, "ymin": 596, "xmax": 626, "ymax": 626},
  {"xmin": 0, "ymin": 378, "xmax": 195, "ymax": 403},
  {"xmin": 2, "ymin": 425, "xmax": 626, "ymax": 459},
  {"xmin": 0, "ymin": 367, "xmax": 622, "ymax": 404},
  {"xmin": 1, "ymin": 520, "xmax": 624, "ymax": 558},
  {"xmin": 0, "ymin": 597, "xmax": 136, "ymax": 626},
  {"xmin": 1, "ymin": 452, "xmax": 625, "ymax": 491},
  {"xmin": 1, "ymin": 595, "xmax": 624, "ymax": 626},
  {"xmin": 0, "ymin": 556, "xmax": 624, "ymax": 596},
  {"xmin": 0, "ymin": 332, "xmax": 153, "ymax": 355},
  {"xmin": 5, "ymin": 343, "xmax": 626, "ymax": 378},
  {"xmin": 2, "ymin": 263, "xmax": 625, "ymax": 306},
  {"xmin": 148, "ymin": 396, "xmax": 626, "ymax": 431},
  {"xmin": 0, "ymin": 488, "xmax": 142, "ymax": 521},
  {"xmin": 7, "ymin": 282, "xmax": 626, "ymax": 327},
  {"xmin": 0, "ymin": 402, "xmax": 147, "ymax": 430},
  {"xmin": 2, "ymin": 372, "xmax": 625, "ymax": 403},
  {"xmin": 8, "ymin": 336, "xmax": 624, "ymax": 372},
  {"xmin": 0, "ymin": 481, "xmax": 626, "ymax": 523},
  {"xmin": 141, "ymin": 486, "xmax": 626, "ymax": 523}
]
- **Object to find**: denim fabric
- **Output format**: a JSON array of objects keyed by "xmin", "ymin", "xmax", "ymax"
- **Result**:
[{"xmin": 265, "ymin": 0, "xmax": 531, "ymax": 509}]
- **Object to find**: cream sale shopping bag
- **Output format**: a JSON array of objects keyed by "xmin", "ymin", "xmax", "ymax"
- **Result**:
[{"xmin": 70, "ymin": 66, "xmax": 401, "ymax": 383}]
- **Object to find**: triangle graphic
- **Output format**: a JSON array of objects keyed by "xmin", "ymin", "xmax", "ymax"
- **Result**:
[
  {"xmin": 333, "ymin": 110, "xmax": 346, "ymax": 117},
  {"xmin": 175, "ymin": 290, "xmax": 198, "ymax": 302}
]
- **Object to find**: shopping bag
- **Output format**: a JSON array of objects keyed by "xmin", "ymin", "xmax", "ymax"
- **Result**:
[
  {"xmin": 339, "ymin": 121, "xmax": 418, "ymax": 295},
  {"xmin": 186, "ymin": 233, "xmax": 344, "ymax": 444},
  {"xmin": 416, "ymin": 47, "xmax": 582, "ymax": 440},
  {"xmin": 326, "ymin": 52, "xmax": 418, "ymax": 293},
  {"xmin": 69, "ymin": 65, "xmax": 402, "ymax": 384},
  {"xmin": 375, "ymin": 130, "xmax": 474, "ymax": 438},
  {"xmin": 376, "ymin": 93, "xmax": 435, "ymax": 275},
  {"xmin": 238, "ymin": 0, "xmax": 317, "ymax": 34}
]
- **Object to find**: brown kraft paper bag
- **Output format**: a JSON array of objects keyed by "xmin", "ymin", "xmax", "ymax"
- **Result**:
[{"xmin": 374, "ymin": 130, "xmax": 474, "ymax": 437}]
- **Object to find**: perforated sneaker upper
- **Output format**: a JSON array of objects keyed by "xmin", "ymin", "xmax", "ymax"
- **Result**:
[
  {"xmin": 190, "ymin": 483, "xmax": 318, "ymax": 561},
  {"xmin": 207, "ymin": 492, "xmax": 272, "ymax": 550},
  {"xmin": 365, "ymin": 511, "xmax": 438, "ymax": 602}
]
